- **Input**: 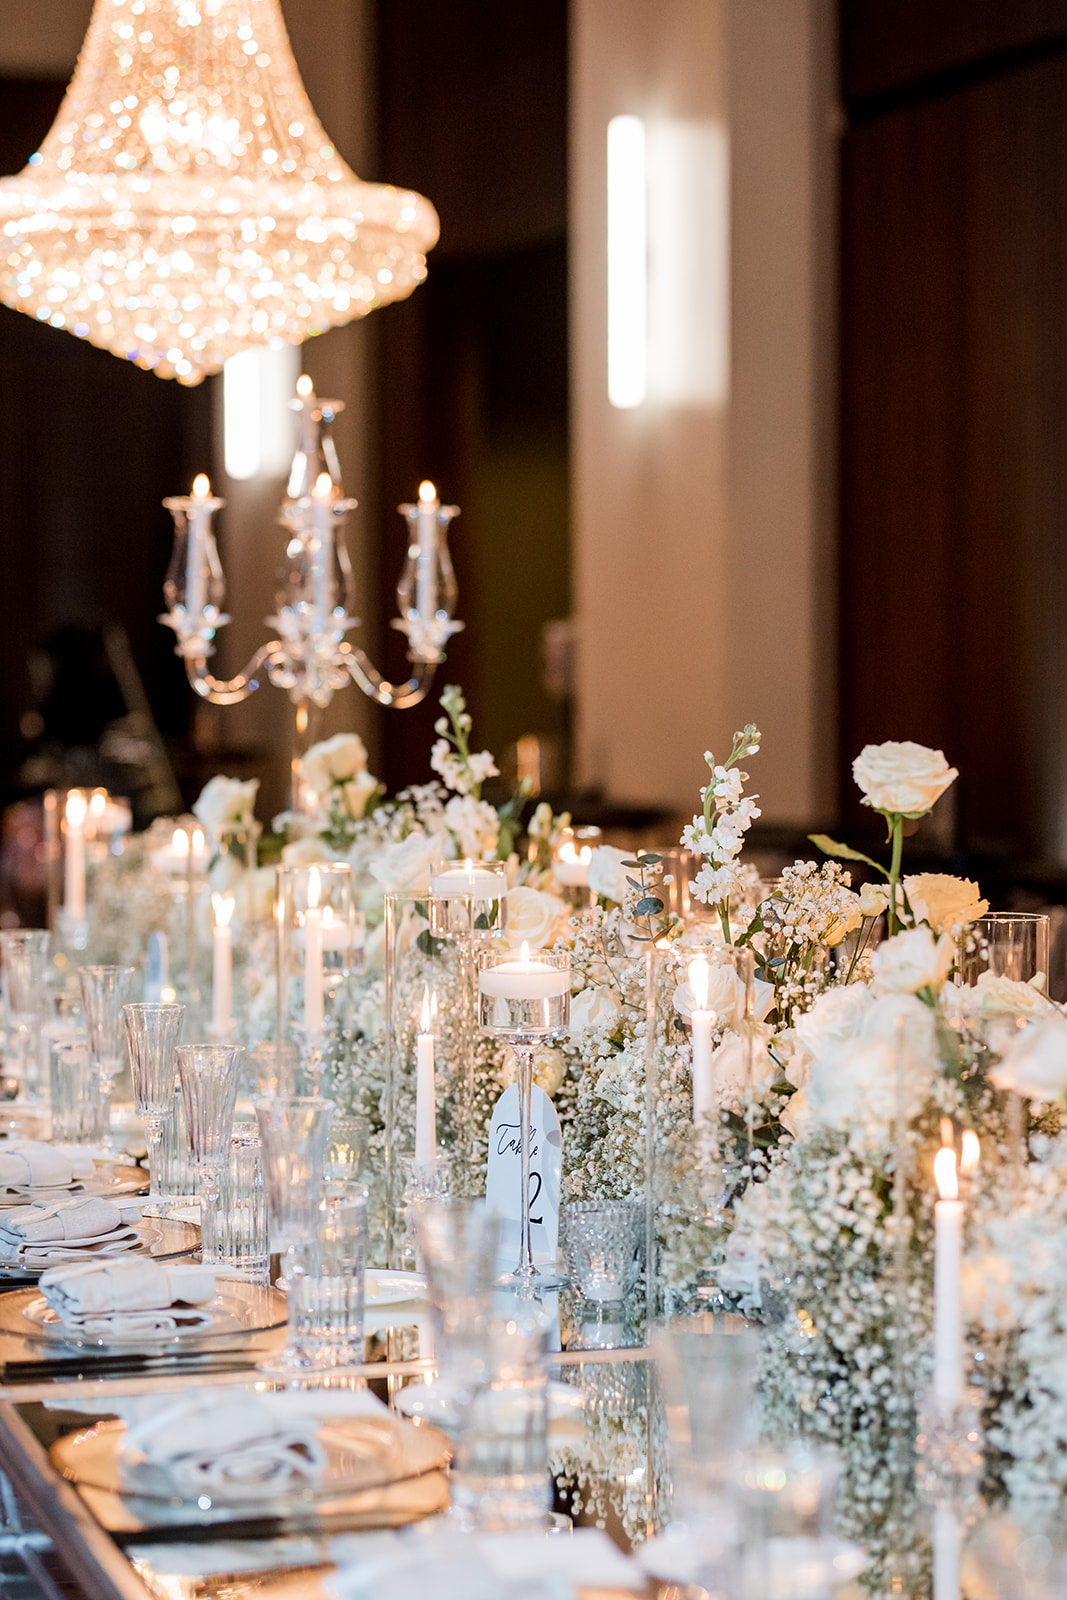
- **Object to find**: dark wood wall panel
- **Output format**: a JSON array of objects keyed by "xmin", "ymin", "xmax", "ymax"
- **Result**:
[{"xmin": 840, "ymin": 43, "xmax": 1067, "ymax": 863}]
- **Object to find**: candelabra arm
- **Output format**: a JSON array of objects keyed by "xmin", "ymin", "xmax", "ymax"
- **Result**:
[
  {"xmin": 337, "ymin": 642, "xmax": 438, "ymax": 708},
  {"xmin": 183, "ymin": 641, "xmax": 286, "ymax": 706}
]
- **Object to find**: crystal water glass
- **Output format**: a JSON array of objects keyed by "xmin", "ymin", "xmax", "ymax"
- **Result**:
[
  {"xmin": 78, "ymin": 966, "xmax": 137, "ymax": 1098},
  {"xmin": 478, "ymin": 946, "xmax": 569, "ymax": 1283},
  {"xmin": 153, "ymin": 1083, "xmax": 197, "ymax": 1209},
  {"xmin": 254, "ymin": 1095, "xmax": 337, "ymax": 1371},
  {"xmin": 123, "ymin": 1002, "xmax": 185, "ymax": 1203},
  {"xmin": 450, "ymin": 1307, "xmax": 552, "ymax": 1530},
  {"xmin": 176, "ymin": 1043, "xmax": 242, "ymax": 1264},
  {"xmin": 49, "ymin": 1034, "xmax": 108, "ymax": 1143},
  {"xmin": 287, "ymin": 1192, "xmax": 368, "ymax": 1368},
  {"xmin": 0, "ymin": 930, "xmax": 51, "ymax": 1098},
  {"xmin": 415, "ymin": 1200, "xmax": 501, "ymax": 1405},
  {"xmin": 214, "ymin": 1132, "xmax": 269, "ymax": 1282}
]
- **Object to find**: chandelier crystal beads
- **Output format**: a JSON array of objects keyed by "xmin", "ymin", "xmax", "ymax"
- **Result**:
[{"xmin": 0, "ymin": 0, "xmax": 439, "ymax": 383}]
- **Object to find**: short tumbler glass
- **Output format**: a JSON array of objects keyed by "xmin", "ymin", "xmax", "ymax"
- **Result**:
[{"xmin": 287, "ymin": 1192, "xmax": 368, "ymax": 1368}]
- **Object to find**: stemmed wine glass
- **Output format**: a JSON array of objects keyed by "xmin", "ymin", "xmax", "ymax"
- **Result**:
[
  {"xmin": 78, "ymin": 966, "xmax": 137, "ymax": 1099},
  {"xmin": 176, "ymin": 1043, "xmax": 242, "ymax": 1264},
  {"xmin": 123, "ymin": 1002, "xmax": 185, "ymax": 1207}
]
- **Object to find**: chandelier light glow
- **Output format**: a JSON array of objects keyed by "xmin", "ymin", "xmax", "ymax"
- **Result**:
[{"xmin": 0, "ymin": 0, "xmax": 439, "ymax": 383}]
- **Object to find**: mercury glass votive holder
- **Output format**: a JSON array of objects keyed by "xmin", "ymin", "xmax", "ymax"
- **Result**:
[{"xmin": 428, "ymin": 859, "xmax": 508, "ymax": 941}]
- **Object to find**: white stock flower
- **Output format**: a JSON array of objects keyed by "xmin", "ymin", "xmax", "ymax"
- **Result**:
[
  {"xmin": 368, "ymin": 832, "xmax": 443, "ymax": 894},
  {"xmin": 673, "ymin": 962, "xmax": 775, "ymax": 1026},
  {"xmin": 852, "ymin": 740, "xmax": 958, "ymax": 816},
  {"xmin": 990, "ymin": 1014, "xmax": 1067, "ymax": 1101},
  {"xmin": 192, "ymin": 775, "xmax": 259, "ymax": 829},
  {"xmin": 505, "ymin": 885, "xmax": 569, "ymax": 953},
  {"xmin": 904, "ymin": 873, "xmax": 987, "ymax": 934},
  {"xmin": 588, "ymin": 846, "xmax": 630, "ymax": 904},
  {"xmin": 302, "ymin": 732, "xmax": 369, "ymax": 792},
  {"xmin": 569, "ymin": 984, "xmax": 622, "ymax": 1036},
  {"xmin": 869, "ymin": 927, "xmax": 953, "ymax": 993},
  {"xmin": 443, "ymin": 795, "xmax": 500, "ymax": 859}
]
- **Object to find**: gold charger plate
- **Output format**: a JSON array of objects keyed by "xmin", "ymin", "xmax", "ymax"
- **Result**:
[{"xmin": 50, "ymin": 1409, "xmax": 451, "ymax": 1533}]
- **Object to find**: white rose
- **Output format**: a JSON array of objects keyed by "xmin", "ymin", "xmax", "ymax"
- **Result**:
[
  {"xmin": 904, "ymin": 873, "xmax": 987, "ymax": 934},
  {"xmin": 233, "ymin": 865, "xmax": 277, "ymax": 925},
  {"xmin": 341, "ymin": 772, "xmax": 378, "ymax": 820},
  {"xmin": 861, "ymin": 991, "xmax": 938, "ymax": 1061},
  {"xmin": 957, "ymin": 971, "xmax": 1053, "ymax": 1024},
  {"xmin": 852, "ymin": 740, "xmax": 958, "ymax": 816},
  {"xmin": 192, "ymin": 775, "xmax": 259, "ymax": 829},
  {"xmin": 369, "ymin": 832, "xmax": 443, "ymax": 894},
  {"xmin": 281, "ymin": 835, "xmax": 339, "ymax": 865},
  {"xmin": 302, "ymin": 732, "xmax": 370, "ymax": 793},
  {"xmin": 806, "ymin": 1035, "xmax": 896, "ymax": 1128},
  {"xmin": 990, "ymin": 1014, "xmax": 1067, "ymax": 1101},
  {"xmin": 569, "ymin": 984, "xmax": 622, "ymax": 1037},
  {"xmin": 505, "ymin": 885, "xmax": 569, "ymax": 953},
  {"xmin": 870, "ymin": 927, "xmax": 954, "ymax": 993},
  {"xmin": 673, "ymin": 963, "xmax": 775, "ymax": 1027},
  {"xmin": 587, "ymin": 846, "xmax": 630, "ymax": 904},
  {"xmin": 774, "ymin": 1028, "xmax": 814, "ymax": 1089},
  {"xmin": 710, "ymin": 1027, "xmax": 776, "ymax": 1100},
  {"xmin": 858, "ymin": 881, "xmax": 891, "ymax": 918},
  {"xmin": 499, "ymin": 1045, "xmax": 566, "ymax": 1098},
  {"xmin": 779, "ymin": 1088, "xmax": 811, "ymax": 1138},
  {"xmin": 795, "ymin": 982, "xmax": 872, "ymax": 1059},
  {"xmin": 443, "ymin": 795, "xmax": 500, "ymax": 860}
]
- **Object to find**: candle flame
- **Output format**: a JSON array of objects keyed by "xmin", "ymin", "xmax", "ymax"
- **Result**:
[
  {"xmin": 960, "ymin": 1129, "xmax": 981, "ymax": 1175},
  {"xmin": 420, "ymin": 985, "xmax": 437, "ymax": 1033},
  {"xmin": 579, "ymin": 845, "xmax": 592, "ymax": 863},
  {"xmin": 308, "ymin": 866, "xmax": 321, "ymax": 910},
  {"xmin": 296, "ymin": 373, "xmax": 313, "ymax": 397},
  {"xmin": 689, "ymin": 955, "xmax": 710, "ymax": 1012},
  {"xmin": 171, "ymin": 827, "xmax": 189, "ymax": 855},
  {"xmin": 939, "ymin": 1116, "xmax": 954, "ymax": 1148},
  {"xmin": 192, "ymin": 473, "xmax": 210, "ymax": 497},
  {"xmin": 520, "ymin": 940, "xmax": 531, "ymax": 964},
  {"xmin": 934, "ymin": 1145, "xmax": 959, "ymax": 1201},
  {"xmin": 418, "ymin": 480, "xmax": 437, "ymax": 503},
  {"xmin": 464, "ymin": 858, "xmax": 473, "ymax": 872},
  {"xmin": 322, "ymin": 904, "xmax": 334, "ymax": 929},
  {"xmin": 212, "ymin": 891, "xmax": 235, "ymax": 928},
  {"xmin": 558, "ymin": 841, "xmax": 578, "ymax": 863},
  {"xmin": 191, "ymin": 827, "xmax": 205, "ymax": 855},
  {"xmin": 313, "ymin": 471, "xmax": 333, "ymax": 498},
  {"xmin": 89, "ymin": 789, "xmax": 107, "ymax": 816},
  {"xmin": 65, "ymin": 788, "xmax": 87, "ymax": 827}
]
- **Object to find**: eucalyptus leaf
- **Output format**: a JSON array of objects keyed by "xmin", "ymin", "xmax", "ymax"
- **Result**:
[{"xmin": 633, "ymin": 896, "xmax": 664, "ymax": 916}]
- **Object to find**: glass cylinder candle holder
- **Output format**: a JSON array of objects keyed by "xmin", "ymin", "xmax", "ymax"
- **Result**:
[
  {"xmin": 551, "ymin": 826, "xmax": 602, "ymax": 910},
  {"xmin": 959, "ymin": 912, "xmax": 1051, "ymax": 991},
  {"xmin": 479, "ymin": 945, "xmax": 569, "ymax": 1284},
  {"xmin": 275, "ymin": 862, "xmax": 359, "ymax": 1054},
  {"xmin": 428, "ymin": 858, "xmax": 508, "ymax": 940}
]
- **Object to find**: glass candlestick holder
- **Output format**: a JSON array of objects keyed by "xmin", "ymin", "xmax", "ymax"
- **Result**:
[
  {"xmin": 275, "ymin": 862, "xmax": 361, "ymax": 1068},
  {"xmin": 428, "ymin": 859, "xmax": 507, "ymax": 940},
  {"xmin": 478, "ymin": 944, "xmax": 569, "ymax": 1285},
  {"xmin": 551, "ymin": 826, "xmax": 602, "ymax": 910}
]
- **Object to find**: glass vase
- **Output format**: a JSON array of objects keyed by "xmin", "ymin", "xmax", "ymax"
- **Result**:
[{"xmin": 275, "ymin": 862, "xmax": 361, "ymax": 1076}]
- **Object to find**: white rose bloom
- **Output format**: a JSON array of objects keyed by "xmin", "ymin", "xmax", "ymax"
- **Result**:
[
  {"xmin": 870, "ymin": 927, "xmax": 954, "ymax": 993},
  {"xmin": 302, "ymin": 732, "xmax": 370, "ymax": 793},
  {"xmin": 341, "ymin": 772, "xmax": 379, "ymax": 820},
  {"xmin": 709, "ymin": 1028, "xmax": 776, "ymax": 1100},
  {"xmin": 587, "ymin": 846, "xmax": 630, "ymax": 904},
  {"xmin": 862, "ymin": 990, "xmax": 939, "ymax": 1060},
  {"xmin": 774, "ymin": 1028, "xmax": 814, "ymax": 1089},
  {"xmin": 990, "ymin": 1014, "xmax": 1067, "ymax": 1101},
  {"xmin": 904, "ymin": 872, "xmax": 987, "ymax": 934},
  {"xmin": 569, "ymin": 984, "xmax": 622, "ymax": 1036},
  {"xmin": 852, "ymin": 740, "xmax": 958, "ymax": 815},
  {"xmin": 443, "ymin": 795, "xmax": 500, "ymax": 860},
  {"xmin": 281, "ymin": 835, "xmax": 339, "ymax": 865},
  {"xmin": 505, "ymin": 885, "xmax": 569, "ymax": 953},
  {"xmin": 499, "ymin": 1045, "xmax": 566, "ymax": 1098},
  {"xmin": 858, "ymin": 881, "xmax": 892, "ymax": 918},
  {"xmin": 232, "ymin": 865, "xmax": 277, "ymax": 925},
  {"xmin": 795, "ymin": 981, "xmax": 872, "ymax": 1059},
  {"xmin": 807, "ymin": 1035, "xmax": 896, "ymax": 1128},
  {"xmin": 957, "ymin": 971, "xmax": 1053, "ymax": 1024},
  {"xmin": 369, "ymin": 832, "xmax": 443, "ymax": 894},
  {"xmin": 193, "ymin": 775, "xmax": 259, "ymax": 829},
  {"xmin": 674, "ymin": 963, "xmax": 775, "ymax": 1027},
  {"xmin": 779, "ymin": 1088, "xmax": 811, "ymax": 1138}
]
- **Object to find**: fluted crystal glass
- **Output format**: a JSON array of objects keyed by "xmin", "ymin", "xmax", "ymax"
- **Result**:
[
  {"xmin": 123, "ymin": 1003, "xmax": 185, "ymax": 1201},
  {"xmin": 176, "ymin": 1043, "xmax": 242, "ymax": 1265},
  {"xmin": 78, "ymin": 966, "xmax": 137, "ymax": 1097},
  {"xmin": 0, "ymin": 930, "xmax": 51, "ymax": 1099},
  {"xmin": 255, "ymin": 1094, "xmax": 335, "ymax": 1371}
]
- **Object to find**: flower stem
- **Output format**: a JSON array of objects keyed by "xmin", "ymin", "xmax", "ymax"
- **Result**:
[{"xmin": 887, "ymin": 815, "xmax": 904, "ymax": 935}]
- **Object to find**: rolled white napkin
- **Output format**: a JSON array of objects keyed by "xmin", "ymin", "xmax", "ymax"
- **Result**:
[
  {"xmin": 0, "ymin": 1143, "xmax": 98, "ymax": 1192},
  {"xmin": 118, "ymin": 1389, "xmax": 392, "ymax": 1497},
  {"xmin": 40, "ymin": 1260, "xmax": 217, "ymax": 1336},
  {"xmin": 0, "ymin": 1198, "xmax": 140, "ymax": 1265}
]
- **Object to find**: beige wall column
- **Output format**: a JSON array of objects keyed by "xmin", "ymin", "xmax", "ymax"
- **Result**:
[{"xmin": 570, "ymin": 0, "xmax": 837, "ymax": 826}]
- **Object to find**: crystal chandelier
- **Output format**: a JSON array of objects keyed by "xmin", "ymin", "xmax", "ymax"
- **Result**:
[{"xmin": 0, "ymin": 0, "xmax": 438, "ymax": 384}]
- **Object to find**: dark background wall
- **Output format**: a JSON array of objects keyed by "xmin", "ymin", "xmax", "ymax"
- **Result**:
[{"xmin": 839, "ymin": 1, "xmax": 1067, "ymax": 886}]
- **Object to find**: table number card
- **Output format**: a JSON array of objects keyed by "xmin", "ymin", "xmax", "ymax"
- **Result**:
[{"xmin": 486, "ymin": 1083, "xmax": 562, "ymax": 1269}]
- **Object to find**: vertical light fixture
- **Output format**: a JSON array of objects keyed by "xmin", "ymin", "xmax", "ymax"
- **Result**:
[
  {"xmin": 224, "ymin": 344, "xmax": 301, "ymax": 481},
  {"xmin": 607, "ymin": 114, "xmax": 647, "ymax": 409}
]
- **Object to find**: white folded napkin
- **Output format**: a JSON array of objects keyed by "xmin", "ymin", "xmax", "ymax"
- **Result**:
[
  {"xmin": 40, "ymin": 1260, "xmax": 217, "ymax": 1336},
  {"xmin": 118, "ymin": 1389, "xmax": 391, "ymax": 1497},
  {"xmin": 0, "ymin": 1197, "xmax": 140, "ymax": 1265},
  {"xmin": 326, "ymin": 1527, "xmax": 641, "ymax": 1600},
  {"xmin": 0, "ymin": 1143, "xmax": 98, "ymax": 1192}
]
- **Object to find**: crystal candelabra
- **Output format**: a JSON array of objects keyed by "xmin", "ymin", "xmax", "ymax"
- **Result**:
[{"xmin": 159, "ymin": 377, "xmax": 463, "ymax": 807}]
